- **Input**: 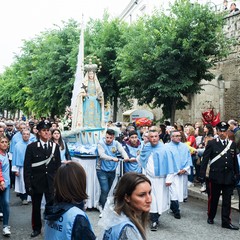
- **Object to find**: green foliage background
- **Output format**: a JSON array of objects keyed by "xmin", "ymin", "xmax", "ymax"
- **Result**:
[{"xmin": 0, "ymin": 0, "xmax": 230, "ymax": 122}]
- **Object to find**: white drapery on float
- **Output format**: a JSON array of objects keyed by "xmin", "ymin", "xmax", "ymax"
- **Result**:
[{"xmin": 63, "ymin": 15, "xmax": 109, "ymax": 209}]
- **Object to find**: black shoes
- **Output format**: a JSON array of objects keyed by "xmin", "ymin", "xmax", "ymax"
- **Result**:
[
  {"xmin": 174, "ymin": 212, "xmax": 181, "ymax": 219},
  {"xmin": 207, "ymin": 218, "xmax": 238, "ymax": 230},
  {"xmin": 150, "ymin": 222, "xmax": 158, "ymax": 231},
  {"xmin": 207, "ymin": 218, "xmax": 214, "ymax": 224},
  {"xmin": 207, "ymin": 219, "xmax": 239, "ymax": 230},
  {"xmin": 222, "ymin": 223, "xmax": 239, "ymax": 230},
  {"xmin": 31, "ymin": 230, "xmax": 41, "ymax": 238}
]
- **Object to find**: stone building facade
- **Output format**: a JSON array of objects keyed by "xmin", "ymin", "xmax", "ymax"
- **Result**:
[
  {"xmin": 118, "ymin": 1, "xmax": 240, "ymax": 124},
  {"xmin": 175, "ymin": 12, "xmax": 240, "ymax": 124}
]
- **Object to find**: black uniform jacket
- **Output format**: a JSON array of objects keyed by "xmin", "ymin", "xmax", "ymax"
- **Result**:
[
  {"xmin": 200, "ymin": 138, "xmax": 239, "ymax": 185},
  {"xmin": 24, "ymin": 140, "xmax": 61, "ymax": 194}
]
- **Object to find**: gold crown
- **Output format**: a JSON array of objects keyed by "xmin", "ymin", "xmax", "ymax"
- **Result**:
[{"xmin": 84, "ymin": 55, "xmax": 102, "ymax": 73}]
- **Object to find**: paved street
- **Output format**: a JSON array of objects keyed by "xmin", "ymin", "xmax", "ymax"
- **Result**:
[{"xmin": 6, "ymin": 189, "xmax": 240, "ymax": 240}]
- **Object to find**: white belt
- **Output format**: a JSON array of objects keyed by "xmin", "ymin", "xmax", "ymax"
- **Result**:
[{"xmin": 32, "ymin": 143, "xmax": 56, "ymax": 167}]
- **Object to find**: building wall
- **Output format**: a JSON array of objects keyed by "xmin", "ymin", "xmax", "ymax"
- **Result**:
[
  {"xmin": 118, "ymin": 1, "xmax": 240, "ymax": 124},
  {"xmin": 175, "ymin": 12, "xmax": 240, "ymax": 124},
  {"xmin": 119, "ymin": 0, "xmax": 161, "ymax": 23},
  {"xmin": 222, "ymin": 13, "xmax": 240, "ymax": 120},
  {"xmin": 119, "ymin": 0, "xmax": 234, "ymax": 23}
]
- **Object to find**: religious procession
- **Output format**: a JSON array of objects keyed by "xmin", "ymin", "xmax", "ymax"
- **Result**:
[
  {"xmin": 0, "ymin": 59, "xmax": 239, "ymax": 239},
  {"xmin": 1, "ymin": 0, "xmax": 240, "ymax": 240}
]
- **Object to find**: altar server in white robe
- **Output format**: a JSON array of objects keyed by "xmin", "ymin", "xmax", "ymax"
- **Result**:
[
  {"xmin": 12, "ymin": 129, "xmax": 33, "ymax": 204},
  {"xmin": 139, "ymin": 129, "xmax": 177, "ymax": 231},
  {"xmin": 165, "ymin": 130, "xmax": 192, "ymax": 219}
]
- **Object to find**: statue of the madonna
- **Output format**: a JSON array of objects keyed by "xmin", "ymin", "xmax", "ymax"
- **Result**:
[{"xmin": 72, "ymin": 64, "xmax": 104, "ymax": 129}]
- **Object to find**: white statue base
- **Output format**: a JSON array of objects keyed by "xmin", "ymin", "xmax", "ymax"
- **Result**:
[{"xmin": 62, "ymin": 127, "xmax": 105, "ymax": 157}]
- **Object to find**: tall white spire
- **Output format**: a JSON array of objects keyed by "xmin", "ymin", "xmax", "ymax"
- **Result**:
[
  {"xmin": 71, "ymin": 14, "xmax": 84, "ymax": 110},
  {"xmin": 71, "ymin": 14, "xmax": 84, "ymax": 129}
]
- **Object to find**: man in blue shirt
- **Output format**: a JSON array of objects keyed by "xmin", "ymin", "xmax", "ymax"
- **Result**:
[
  {"xmin": 96, "ymin": 129, "xmax": 129, "ymax": 215},
  {"xmin": 123, "ymin": 130, "xmax": 142, "ymax": 173}
]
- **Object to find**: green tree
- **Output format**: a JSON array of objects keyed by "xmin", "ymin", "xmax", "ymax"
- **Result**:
[
  {"xmin": 0, "ymin": 19, "xmax": 80, "ymax": 118},
  {"xmin": 0, "ymin": 16, "xmax": 128, "ymax": 121},
  {"xmin": 85, "ymin": 14, "xmax": 128, "ymax": 121},
  {"xmin": 0, "ymin": 66, "xmax": 19, "ymax": 115},
  {"xmin": 117, "ymin": 0, "xmax": 229, "ymax": 123},
  {"xmin": 23, "ymin": 20, "xmax": 80, "ymax": 117}
]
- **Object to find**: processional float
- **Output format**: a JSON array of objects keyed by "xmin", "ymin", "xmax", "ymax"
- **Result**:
[{"xmin": 62, "ymin": 20, "xmax": 105, "ymax": 158}]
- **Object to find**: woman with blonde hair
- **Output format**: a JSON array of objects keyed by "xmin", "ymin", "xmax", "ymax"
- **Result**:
[{"xmin": 185, "ymin": 125, "xmax": 197, "ymax": 185}]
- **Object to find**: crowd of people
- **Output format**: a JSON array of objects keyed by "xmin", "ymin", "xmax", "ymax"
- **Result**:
[
  {"xmin": 0, "ymin": 116, "xmax": 239, "ymax": 239},
  {"xmin": 223, "ymin": 1, "xmax": 240, "ymax": 15},
  {"xmin": 95, "ymin": 119, "xmax": 240, "ymax": 237},
  {"xmin": 71, "ymin": 53, "xmax": 240, "ymax": 237},
  {"xmin": 0, "ymin": 117, "xmax": 70, "ymax": 237}
]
